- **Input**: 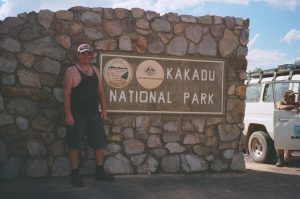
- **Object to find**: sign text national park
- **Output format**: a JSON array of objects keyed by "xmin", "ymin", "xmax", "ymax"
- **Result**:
[{"xmin": 100, "ymin": 54, "xmax": 225, "ymax": 115}]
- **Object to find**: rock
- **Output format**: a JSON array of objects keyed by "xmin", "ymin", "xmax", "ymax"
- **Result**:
[
  {"xmin": 84, "ymin": 27, "xmax": 104, "ymax": 40},
  {"xmin": 0, "ymin": 140, "xmax": 8, "ymax": 165},
  {"xmin": 151, "ymin": 18, "xmax": 171, "ymax": 32},
  {"xmin": 136, "ymin": 116, "xmax": 150, "ymax": 131},
  {"xmin": 0, "ymin": 56, "xmax": 17, "ymax": 73},
  {"xmin": 2, "ymin": 74, "xmax": 15, "ymax": 85},
  {"xmin": 148, "ymin": 36, "xmax": 164, "ymax": 54},
  {"xmin": 38, "ymin": 9, "xmax": 54, "ymax": 29},
  {"xmin": 197, "ymin": 34, "xmax": 217, "ymax": 56},
  {"xmin": 198, "ymin": 15, "xmax": 212, "ymax": 24},
  {"xmin": 0, "ymin": 113, "xmax": 14, "ymax": 126},
  {"xmin": 24, "ymin": 37, "xmax": 66, "ymax": 61},
  {"xmin": 33, "ymin": 57, "xmax": 61, "ymax": 75},
  {"xmin": 49, "ymin": 139, "xmax": 64, "ymax": 156},
  {"xmin": 161, "ymin": 155, "xmax": 180, "ymax": 173},
  {"xmin": 55, "ymin": 34, "xmax": 71, "ymax": 49},
  {"xmin": 0, "ymin": 94, "xmax": 3, "ymax": 111},
  {"xmin": 17, "ymin": 52, "xmax": 34, "ymax": 68},
  {"xmin": 57, "ymin": 127, "xmax": 66, "ymax": 138},
  {"xmin": 193, "ymin": 145, "xmax": 210, "ymax": 156},
  {"xmin": 55, "ymin": 10, "xmax": 73, "ymax": 20},
  {"xmin": 124, "ymin": 139, "xmax": 145, "ymax": 155},
  {"xmin": 17, "ymin": 69, "xmax": 41, "ymax": 88},
  {"xmin": 31, "ymin": 117, "xmax": 54, "ymax": 132},
  {"xmin": 183, "ymin": 133, "xmax": 201, "ymax": 145},
  {"xmin": 95, "ymin": 39, "xmax": 117, "ymax": 51},
  {"xmin": 166, "ymin": 37, "xmax": 187, "ymax": 56},
  {"xmin": 182, "ymin": 120, "xmax": 194, "ymax": 131},
  {"xmin": 1, "ymin": 156, "xmax": 22, "ymax": 179},
  {"xmin": 218, "ymin": 124, "xmax": 241, "ymax": 142},
  {"xmin": 185, "ymin": 25, "xmax": 203, "ymax": 43},
  {"xmin": 131, "ymin": 8, "xmax": 144, "ymax": 18},
  {"xmin": 103, "ymin": 21, "xmax": 122, "ymax": 36},
  {"xmin": 181, "ymin": 154, "xmax": 208, "ymax": 172},
  {"xmin": 105, "ymin": 143, "xmax": 122, "ymax": 155},
  {"xmin": 163, "ymin": 132, "xmax": 180, "ymax": 143},
  {"xmin": 121, "ymin": 128, "xmax": 135, "ymax": 138},
  {"xmin": 165, "ymin": 142, "xmax": 186, "ymax": 153},
  {"xmin": 180, "ymin": 15, "xmax": 197, "ymax": 23},
  {"xmin": 130, "ymin": 154, "xmax": 147, "ymax": 168},
  {"xmin": 7, "ymin": 99, "xmax": 39, "ymax": 118},
  {"xmin": 115, "ymin": 8, "xmax": 129, "ymax": 19},
  {"xmin": 210, "ymin": 158, "xmax": 228, "ymax": 171},
  {"xmin": 104, "ymin": 153, "xmax": 133, "ymax": 174},
  {"xmin": 26, "ymin": 139, "xmax": 47, "ymax": 156},
  {"xmin": 211, "ymin": 24, "xmax": 226, "ymax": 39},
  {"xmin": 136, "ymin": 19, "xmax": 150, "ymax": 29},
  {"xmin": 192, "ymin": 118, "xmax": 206, "ymax": 133},
  {"xmin": 240, "ymin": 29, "xmax": 249, "ymax": 45},
  {"xmin": 230, "ymin": 152, "xmax": 246, "ymax": 171},
  {"xmin": 163, "ymin": 121, "xmax": 178, "ymax": 132},
  {"xmin": 26, "ymin": 159, "xmax": 48, "ymax": 177},
  {"xmin": 223, "ymin": 149, "xmax": 235, "ymax": 159},
  {"xmin": 81, "ymin": 11, "xmax": 102, "ymax": 26},
  {"xmin": 219, "ymin": 29, "xmax": 239, "ymax": 57},
  {"xmin": 133, "ymin": 36, "xmax": 147, "ymax": 53},
  {"xmin": 0, "ymin": 37, "xmax": 20, "ymax": 53},
  {"xmin": 149, "ymin": 126, "xmax": 161, "ymax": 134},
  {"xmin": 150, "ymin": 148, "xmax": 166, "ymax": 159},
  {"xmin": 52, "ymin": 157, "xmax": 70, "ymax": 177},
  {"xmin": 119, "ymin": 35, "xmax": 132, "ymax": 51},
  {"xmin": 0, "ymin": 17, "xmax": 25, "ymax": 34},
  {"xmin": 146, "ymin": 11, "xmax": 159, "ymax": 20},
  {"xmin": 147, "ymin": 135, "xmax": 162, "ymax": 148},
  {"xmin": 53, "ymin": 88, "xmax": 64, "ymax": 102},
  {"xmin": 137, "ymin": 155, "xmax": 158, "ymax": 174},
  {"xmin": 166, "ymin": 12, "xmax": 179, "ymax": 22}
]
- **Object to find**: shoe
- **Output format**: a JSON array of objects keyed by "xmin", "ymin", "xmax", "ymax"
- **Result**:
[
  {"xmin": 95, "ymin": 166, "xmax": 115, "ymax": 182},
  {"xmin": 275, "ymin": 158, "xmax": 285, "ymax": 167},
  {"xmin": 71, "ymin": 170, "xmax": 85, "ymax": 187}
]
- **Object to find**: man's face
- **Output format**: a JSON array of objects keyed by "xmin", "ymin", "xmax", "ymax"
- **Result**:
[
  {"xmin": 284, "ymin": 94, "xmax": 296, "ymax": 105},
  {"xmin": 78, "ymin": 51, "xmax": 93, "ymax": 64}
]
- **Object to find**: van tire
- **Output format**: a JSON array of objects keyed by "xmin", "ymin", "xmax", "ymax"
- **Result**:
[{"xmin": 248, "ymin": 131, "xmax": 272, "ymax": 163}]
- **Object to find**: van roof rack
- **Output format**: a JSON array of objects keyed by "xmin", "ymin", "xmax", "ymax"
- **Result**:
[{"xmin": 247, "ymin": 64, "xmax": 300, "ymax": 83}]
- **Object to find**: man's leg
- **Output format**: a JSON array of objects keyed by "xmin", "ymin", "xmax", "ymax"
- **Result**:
[
  {"xmin": 69, "ymin": 148, "xmax": 85, "ymax": 187},
  {"xmin": 276, "ymin": 149, "xmax": 284, "ymax": 167},
  {"xmin": 284, "ymin": 150, "xmax": 292, "ymax": 165},
  {"xmin": 95, "ymin": 148, "xmax": 104, "ymax": 166},
  {"xmin": 95, "ymin": 148, "xmax": 114, "ymax": 182}
]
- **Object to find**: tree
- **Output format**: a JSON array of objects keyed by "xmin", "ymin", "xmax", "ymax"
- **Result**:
[{"xmin": 295, "ymin": 59, "xmax": 300, "ymax": 65}]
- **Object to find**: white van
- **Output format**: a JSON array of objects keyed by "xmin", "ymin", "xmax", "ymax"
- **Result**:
[{"xmin": 244, "ymin": 64, "xmax": 300, "ymax": 163}]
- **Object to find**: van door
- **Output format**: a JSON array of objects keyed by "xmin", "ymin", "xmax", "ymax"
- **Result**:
[{"xmin": 273, "ymin": 81, "xmax": 300, "ymax": 150}]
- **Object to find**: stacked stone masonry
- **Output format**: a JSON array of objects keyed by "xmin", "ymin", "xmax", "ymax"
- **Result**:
[{"xmin": 0, "ymin": 6, "xmax": 248, "ymax": 179}]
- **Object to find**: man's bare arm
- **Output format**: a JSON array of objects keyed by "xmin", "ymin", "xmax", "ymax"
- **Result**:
[
  {"xmin": 64, "ymin": 68, "xmax": 75, "ymax": 126},
  {"xmin": 94, "ymin": 66, "xmax": 108, "ymax": 121}
]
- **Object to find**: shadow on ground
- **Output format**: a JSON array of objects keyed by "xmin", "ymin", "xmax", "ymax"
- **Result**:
[{"xmin": 1, "ymin": 166, "xmax": 300, "ymax": 199}]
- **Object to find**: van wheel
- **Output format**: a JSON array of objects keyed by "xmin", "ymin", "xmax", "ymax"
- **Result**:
[{"xmin": 248, "ymin": 131, "xmax": 272, "ymax": 163}]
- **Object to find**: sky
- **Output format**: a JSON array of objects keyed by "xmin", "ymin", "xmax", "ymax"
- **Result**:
[{"xmin": 0, "ymin": 0, "xmax": 300, "ymax": 72}]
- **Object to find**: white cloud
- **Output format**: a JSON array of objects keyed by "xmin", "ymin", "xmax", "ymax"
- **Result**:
[
  {"xmin": 248, "ymin": 34, "xmax": 260, "ymax": 47},
  {"xmin": 281, "ymin": 29, "xmax": 300, "ymax": 44},
  {"xmin": 247, "ymin": 48, "xmax": 291, "ymax": 71},
  {"xmin": 255, "ymin": 0, "xmax": 300, "ymax": 11}
]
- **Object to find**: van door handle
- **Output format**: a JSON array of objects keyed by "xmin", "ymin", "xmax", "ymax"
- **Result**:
[{"xmin": 279, "ymin": 118, "xmax": 289, "ymax": 122}]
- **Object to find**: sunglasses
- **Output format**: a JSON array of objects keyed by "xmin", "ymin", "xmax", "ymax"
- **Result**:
[{"xmin": 80, "ymin": 51, "xmax": 93, "ymax": 56}]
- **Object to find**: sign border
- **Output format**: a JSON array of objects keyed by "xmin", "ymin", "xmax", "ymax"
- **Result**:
[{"xmin": 99, "ymin": 53, "xmax": 225, "ymax": 115}]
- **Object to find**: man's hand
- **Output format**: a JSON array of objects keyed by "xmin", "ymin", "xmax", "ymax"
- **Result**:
[
  {"xmin": 101, "ymin": 111, "xmax": 108, "ymax": 121},
  {"xmin": 66, "ymin": 114, "xmax": 74, "ymax": 126}
]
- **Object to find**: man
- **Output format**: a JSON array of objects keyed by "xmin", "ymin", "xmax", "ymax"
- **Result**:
[
  {"xmin": 64, "ymin": 44, "xmax": 114, "ymax": 187},
  {"xmin": 275, "ymin": 89, "xmax": 300, "ymax": 167}
]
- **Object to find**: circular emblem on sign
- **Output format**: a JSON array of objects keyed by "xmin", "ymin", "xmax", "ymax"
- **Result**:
[
  {"xmin": 136, "ymin": 60, "xmax": 164, "ymax": 89},
  {"xmin": 103, "ymin": 58, "xmax": 133, "ymax": 88}
]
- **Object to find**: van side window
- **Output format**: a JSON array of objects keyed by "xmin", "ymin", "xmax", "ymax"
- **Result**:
[
  {"xmin": 246, "ymin": 84, "xmax": 262, "ymax": 102},
  {"xmin": 273, "ymin": 83, "xmax": 290, "ymax": 102},
  {"xmin": 263, "ymin": 84, "xmax": 273, "ymax": 102}
]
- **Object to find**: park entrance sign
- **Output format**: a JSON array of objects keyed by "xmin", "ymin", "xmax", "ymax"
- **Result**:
[{"xmin": 100, "ymin": 54, "xmax": 225, "ymax": 115}]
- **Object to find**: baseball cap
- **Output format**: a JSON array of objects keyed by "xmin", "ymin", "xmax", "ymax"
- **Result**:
[
  {"xmin": 77, "ymin": 44, "xmax": 94, "ymax": 53},
  {"xmin": 283, "ymin": 90, "xmax": 297, "ymax": 97}
]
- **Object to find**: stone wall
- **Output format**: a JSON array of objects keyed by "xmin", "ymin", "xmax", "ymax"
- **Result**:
[{"xmin": 0, "ymin": 6, "xmax": 248, "ymax": 179}]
